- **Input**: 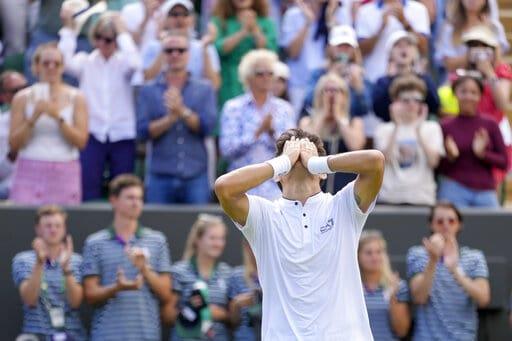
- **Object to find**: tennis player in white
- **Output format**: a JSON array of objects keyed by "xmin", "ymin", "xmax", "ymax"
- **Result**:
[{"xmin": 215, "ymin": 128, "xmax": 384, "ymax": 340}]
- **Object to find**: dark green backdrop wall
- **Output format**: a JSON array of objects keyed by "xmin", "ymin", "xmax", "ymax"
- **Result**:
[{"xmin": 1, "ymin": 205, "xmax": 510, "ymax": 340}]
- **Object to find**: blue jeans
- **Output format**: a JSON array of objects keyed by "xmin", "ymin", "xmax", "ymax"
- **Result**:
[
  {"xmin": 146, "ymin": 172, "xmax": 210, "ymax": 204},
  {"xmin": 437, "ymin": 177, "xmax": 499, "ymax": 208}
]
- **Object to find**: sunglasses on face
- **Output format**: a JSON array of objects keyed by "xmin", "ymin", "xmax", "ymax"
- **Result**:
[
  {"xmin": 323, "ymin": 87, "xmax": 343, "ymax": 94},
  {"xmin": 254, "ymin": 70, "xmax": 274, "ymax": 77},
  {"xmin": 164, "ymin": 47, "xmax": 188, "ymax": 54},
  {"xmin": 94, "ymin": 34, "xmax": 115, "ymax": 44},
  {"xmin": 41, "ymin": 60, "xmax": 62, "ymax": 68},
  {"xmin": 434, "ymin": 217, "xmax": 457, "ymax": 226},
  {"xmin": 168, "ymin": 11, "xmax": 190, "ymax": 17},
  {"xmin": 398, "ymin": 95, "xmax": 423, "ymax": 104}
]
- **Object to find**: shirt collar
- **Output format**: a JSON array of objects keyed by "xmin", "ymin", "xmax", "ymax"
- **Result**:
[
  {"xmin": 108, "ymin": 225, "xmax": 145, "ymax": 245},
  {"xmin": 244, "ymin": 91, "xmax": 275, "ymax": 107},
  {"xmin": 279, "ymin": 191, "xmax": 325, "ymax": 208},
  {"xmin": 378, "ymin": 0, "xmax": 406, "ymax": 8},
  {"xmin": 156, "ymin": 71, "xmax": 191, "ymax": 88}
]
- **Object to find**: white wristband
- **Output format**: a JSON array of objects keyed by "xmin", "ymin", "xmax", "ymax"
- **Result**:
[
  {"xmin": 266, "ymin": 155, "xmax": 291, "ymax": 181},
  {"xmin": 307, "ymin": 156, "xmax": 334, "ymax": 175}
]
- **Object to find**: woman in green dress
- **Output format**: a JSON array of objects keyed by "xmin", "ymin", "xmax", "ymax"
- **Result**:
[{"xmin": 211, "ymin": 0, "xmax": 278, "ymax": 108}]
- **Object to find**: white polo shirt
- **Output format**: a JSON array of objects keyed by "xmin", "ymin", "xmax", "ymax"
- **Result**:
[
  {"xmin": 237, "ymin": 181, "xmax": 375, "ymax": 341},
  {"xmin": 355, "ymin": 0, "xmax": 430, "ymax": 82}
]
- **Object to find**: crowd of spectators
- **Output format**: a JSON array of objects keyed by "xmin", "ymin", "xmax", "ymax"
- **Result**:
[
  {"xmin": 0, "ymin": 0, "xmax": 511, "ymax": 208},
  {"xmin": 0, "ymin": 0, "xmax": 510, "ymax": 208},
  {"xmin": 1, "ymin": 0, "xmax": 511, "ymax": 338}
]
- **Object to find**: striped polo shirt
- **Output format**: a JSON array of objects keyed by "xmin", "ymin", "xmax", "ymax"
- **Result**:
[
  {"xmin": 170, "ymin": 259, "xmax": 232, "ymax": 341},
  {"xmin": 81, "ymin": 226, "xmax": 172, "ymax": 341},
  {"xmin": 12, "ymin": 250, "xmax": 86, "ymax": 340},
  {"xmin": 407, "ymin": 245, "xmax": 489, "ymax": 341},
  {"xmin": 227, "ymin": 266, "xmax": 261, "ymax": 341},
  {"xmin": 364, "ymin": 280, "xmax": 409, "ymax": 341}
]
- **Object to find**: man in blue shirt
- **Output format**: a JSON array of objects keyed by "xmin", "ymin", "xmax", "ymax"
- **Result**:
[
  {"xmin": 82, "ymin": 174, "xmax": 173, "ymax": 340},
  {"xmin": 407, "ymin": 201, "xmax": 490, "ymax": 340},
  {"xmin": 12, "ymin": 205, "xmax": 85, "ymax": 340},
  {"xmin": 136, "ymin": 30, "xmax": 217, "ymax": 204}
]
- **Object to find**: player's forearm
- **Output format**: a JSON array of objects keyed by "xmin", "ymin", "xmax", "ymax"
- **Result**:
[
  {"xmin": 215, "ymin": 163, "xmax": 274, "ymax": 200},
  {"xmin": 327, "ymin": 150, "xmax": 384, "ymax": 175}
]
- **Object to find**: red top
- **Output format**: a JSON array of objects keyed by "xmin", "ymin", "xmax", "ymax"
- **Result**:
[
  {"xmin": 439, "ymin": 114, "xmax": 508, "ymax": 190},
  {"xmin": 478, "ymin": 62, "xmax": 512, "ymax": 123}
]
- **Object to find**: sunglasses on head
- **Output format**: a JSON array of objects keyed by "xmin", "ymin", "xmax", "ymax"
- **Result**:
[
  {"xmin": 164, "ymin": 47, "xmax": 188, "ymax": 54},
  {"xmin": 254, "ymin": 70, "xmax": 274, "ymax": 77},
  {"xmin": 434, "ymin": 217, "xmax": 457, "ymax": 225},
  {"xmin": 94, "ymin": 34, "xmax": 115, "ymax": 44},
  {"xmin": 41, "ymin": 60, "xmax": 62, "ymax": 68}
]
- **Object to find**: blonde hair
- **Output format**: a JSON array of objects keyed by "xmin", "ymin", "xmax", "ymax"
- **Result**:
[
  {"xmin": 312, "ymin": 72, "xmax": 350, "ymax": 113},
  {"xmin": 36, "ymin": 205, "xmax": 67, "ymax": 224},
  {"xmin": 182, "ymin": 214, "xmax": 226, "ymax": 260},
  {"xmin": 31, "ymin": 42, "xmax": 64, "ymax": 78},
  {"xmin": 358, "ymin": 230, "xmax": 394, "ymax": 289},
  {"xmin": 238, "ymin": 49, "xmax": 278, "ymax": 90}
]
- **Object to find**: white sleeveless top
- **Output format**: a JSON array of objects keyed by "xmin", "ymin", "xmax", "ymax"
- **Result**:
[{"xmin": 20, "ymin": 87, "xmax": 79, "ymax": 162}]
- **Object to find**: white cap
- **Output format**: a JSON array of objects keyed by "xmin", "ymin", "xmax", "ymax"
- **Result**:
[
  {"xmin": 385, "ymin": 30, "xmax": 417, "ymax": 54},
  {"xmin": 161, "ymin": 0, "xmax": 194, "ymax": 15},
  {"xmin": 62, "ymin": 0, "xmax": 89, "ymax": 15},
  {"xmin": 274, "ymin": 61, "xmax": 290, "ymax": 80},
  {"xmin": 462, "ymin": 25, "xmax": 499, "ymax": 48},
  {"xmin": 328, "ymin": 25, "xmax": 358, "ymax": 47}
]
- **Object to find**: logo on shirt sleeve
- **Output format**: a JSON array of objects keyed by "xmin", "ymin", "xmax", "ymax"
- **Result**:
[{"xmin": 320, "ymin": 218, "xmax": 334, "ymax": 234}]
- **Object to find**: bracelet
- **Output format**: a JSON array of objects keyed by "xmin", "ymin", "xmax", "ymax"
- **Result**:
[
  {"xmin": 307, "ymin": 156, "xmax": 334, "ymax": 175},
  {"xmin": 266, "ymin": 155, "xmax": 291, "ymax": 181}
]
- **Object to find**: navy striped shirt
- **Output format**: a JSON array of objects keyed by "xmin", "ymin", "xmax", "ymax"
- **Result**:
[
  {"xmin": 364, "ymin": 280, "xmax": 409, "ymax": 341},
  {"xmin": 12, "ymin": 251, "xmax": 86, "ymax": 340},
  {"xmin": 81, "ymin": 226, "xmax": 172, "ymax": 341},
  {"xmin": 170, "ymin": 259, "xmax": 232, "ymax": 341},
  {"xmin": 407, "ymin": 245, "xmax": 488, "ymax": 341},
  {"xmin": 227, "ymin": 266, "xmax": 260, "ymax": 341}
]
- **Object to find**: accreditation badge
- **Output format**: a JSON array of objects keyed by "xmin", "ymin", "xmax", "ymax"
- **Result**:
[{"xmin": 49, "ymin": 307, "xmax": 65, "ymax": 329}]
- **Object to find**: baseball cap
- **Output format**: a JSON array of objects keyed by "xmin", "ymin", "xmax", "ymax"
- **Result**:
[
  {"xmin": 329, "ymin": 25, "xmax": 358, "ymax": 47},
  {"xmin": 161, "ymin": 0, "xmax": 194, "ymax": 15},
  {"xmin": 462, "ymin": 25, "xmax": 499, "ymax": 48},
  {"xmin": 385, "ymin": 30, "xmax": 417, "ymax": 54}
]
